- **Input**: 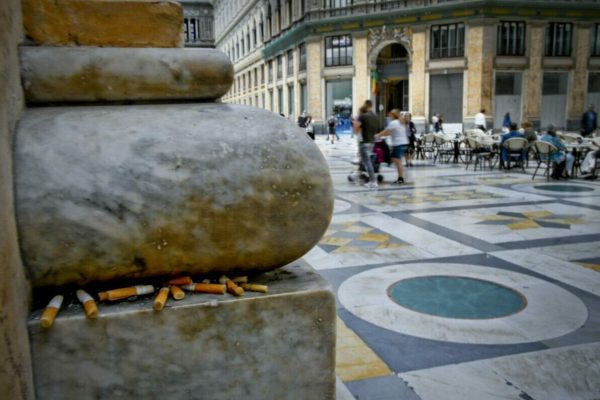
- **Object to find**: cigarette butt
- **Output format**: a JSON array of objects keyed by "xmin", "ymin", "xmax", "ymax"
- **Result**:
[
  {"xmin": 170, "ymin": 285, "xmax": 185, "ymax": 300},
  {"xmin": 106, "ymin": 285, "xmax": 154, "ymax": 301},
  {"xmin": 154, "ymin": 287, "xmax": 170, "ymax": 311},
  {"xmin": 40, "ymin": 295, "xmax": 63, "ymax": 328},
  {"xmin": 226, "ymin": 280, "xmax": 244, "ymax": 296},
  {"xmin": 98, "ymin": 291, "xmax": 108, "ymax": 301},
  {"xmin": 181, "ymin": 283, "xmax": 197, "ymax": 292},
  {"xmin": 201, "ymin": 279, "xmax": 211, "ymax": 284},
  {"xmin": 240, "ymin": 283, "xmax": 268, "ymax": 293},
  {"xmin": 76, "ymin": 290, "xmax": 98, "ymax": 319},
  {"xmin": 195, "ymin": 283, "xmax": 226, "ymax": 295},
  {"xmin": 167, "ymin": 276, "xmax": 192, "ymax": 286},
  {"xmin": 218, "ymin": 275, "xmax": 230, "ymax": 284},
  {"xmin": 232, "ymin": 276, "xmax": 248, "ymax": 284}
]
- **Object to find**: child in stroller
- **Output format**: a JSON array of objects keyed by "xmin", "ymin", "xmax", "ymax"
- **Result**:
[{"xmin": 348, "ymin": 139, "xmax": 390, "ymax": 183}]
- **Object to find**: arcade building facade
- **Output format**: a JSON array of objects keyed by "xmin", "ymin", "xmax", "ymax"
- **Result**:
[{"xmin": 213, "ymin": 0, "xmax": 600, "ymax": 133}]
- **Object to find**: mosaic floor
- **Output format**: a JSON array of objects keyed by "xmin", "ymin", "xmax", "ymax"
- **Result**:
[{"xmin": 304, "ymin": 134, "xmax": 600, "ymax": 400}]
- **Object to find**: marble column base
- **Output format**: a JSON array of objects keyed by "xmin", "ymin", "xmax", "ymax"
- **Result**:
[{"xmin": 28, "ymin": 262, "xmax": 336, "ymax": 400}]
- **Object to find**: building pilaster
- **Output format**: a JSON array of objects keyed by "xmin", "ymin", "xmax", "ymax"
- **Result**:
[
  {"xmin": 306, "ymin": 37, "xmax": 323, "ymax": 121},
  {"xmin": 568, "ymin": 23, "xmax": 592, "ymax": 130},
  {"xmin": 465, "ymin": 21, "xmax": 495, "ymax": 127},
  {"xmin": 409, "ymin": 25, "xmax": 427, "ymax": 129},
  {"xmin": 523, "ymin": 22, "xmax": 545, "ymax": 131},
  {"xmin": 353, "ymin": 33, "xmax": 370, "ymax": 117}
]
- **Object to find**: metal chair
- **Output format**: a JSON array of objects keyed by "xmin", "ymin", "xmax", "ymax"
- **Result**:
[
  {"xmin": 531, "ymin": 141, "xmax": 559, "ymax": 181},
  {"xmin": 465, "ymin": 137, "xmax": 494, "ymax": 171},
  {"xmin": 433, "ymin": 134, "xmax": 453, "ymax": 163},
  {"xmin": 421, "ymin": 133, "xmax": 436, "ymax": 160},
  {"xmin": 502, "ymin": 137, "xmax": 528, "ymax": 172}
]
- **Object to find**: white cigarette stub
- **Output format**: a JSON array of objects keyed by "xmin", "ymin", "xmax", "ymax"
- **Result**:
[
  {"xmin": 182, "ymin": 283, "xmax": 196, "ymax": 291},
  {"xmin": 48, "ymin": 295, "xmax": 64, "ymax": 309},
  {"xmin": 76, "ymin": 289, "xmax": 93, "ymax": 303},
  {"xmin": 41, "ymin": 295, "xmax": 64, "ymax": 328},
  {"xmin": 134, "ymin": 285, "xmax": 155, "ymax": 296}
]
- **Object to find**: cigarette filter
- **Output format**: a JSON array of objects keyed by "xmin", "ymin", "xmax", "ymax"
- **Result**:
[
  {"xmin": 76, "ymin": 289, "xmax": 98, "ymax": 319},
  {"xmin": 106, "ymin": 285, "xmax": 155, "ymax": 301},
  {"xmin": 232, "ymin": 276, "xmax": 248, "ymax": 284},
  {"xmin": 170, "ymin": 285, "xmax": 186, "ymax": 300},
  {"xmin": 167, "ymin": 276, "xmax": 192, "ymax": 286},
  {"xmin": 226, "ymin": 280, "xmax": 244, "ymax": 296},
  {"xmin": 184, "ymin": 283, "xmax": 226, "ymax": 295},
  {"xmin": 218, "ymin": 275, "xmax": 230, "ymax": 284},
  {"xmin": 98, "ymin": 291, "xmax": 108, "ymax": 301},
  {"xmin": 40, "ymin": 295, "xmax": 64, "ymax": 328},
  {"xmin": 240, "ymin": 283, "xmax": 268, "ymax": 293},
  {"xmin": 154, "ymin": 287, "xmax": 170, "ymax": 311}
]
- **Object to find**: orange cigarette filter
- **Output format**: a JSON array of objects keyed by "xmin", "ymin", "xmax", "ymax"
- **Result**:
[
  {"xmin": 226, "ymin": 280, "xmax": 244, "ymax": 296},
  {"xmin": 240, "ymin": 283, "xmax": 268, "ymax": 293},
  {"xmin": 183, "ymin": 283, "xmax": 226, "ymax": 295},
  {"xmin": 106, "ymin": 285, "xmax": 154, "ymax": 301},
  {"xmin": 154, "ymin": 287, "xmax": 170, "ymax": 311},
  {"xmin": 167, "ymin": 276, "xmax": 193, "ymax": 286},
  {"xmin": 40, "ymin": 295, "xmax": 64, "ymax": 328},
  {"xmin": 76, "ymin": 289, "xmax": 98, "ymax": 319},
  {"xmin": 170, "ymin": 285, "xmax": 186, "ymax": 300},
  {"xmin": 98, "ymin": 291, "xmax": 108, "ymax": 301}
]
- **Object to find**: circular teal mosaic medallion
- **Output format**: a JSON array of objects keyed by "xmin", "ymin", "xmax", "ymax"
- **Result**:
[
  {"xmin": 388, "ymin": 276, "xmax": 526, "ymax": 319},
  {"xmin": 533, "ymin": 185, "xmax": 594, "ymax": 192}
]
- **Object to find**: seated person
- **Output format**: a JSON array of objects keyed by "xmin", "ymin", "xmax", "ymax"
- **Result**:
[
  {"xmin": 500, "ymin": 122, "xmax": 525, "ymax": 165},
  {"xmin": 580, "ymin": 138, "xmax": 600, "ymax": 178},
  {"xmin": 540, "ymin": 125, "xmax": 575, "ymax": 178},
  {"xmin": 521, "ymin": 121, "xmax": 537, "ymax": 143}
]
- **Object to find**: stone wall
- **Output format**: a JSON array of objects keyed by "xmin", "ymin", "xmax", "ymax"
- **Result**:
[{"xmin": 0, "ymin": 0, "xmax": 35, "ymax": 398}]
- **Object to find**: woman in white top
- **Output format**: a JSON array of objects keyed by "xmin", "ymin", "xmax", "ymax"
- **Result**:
[{"xmin": 375, "ymin": 109, "xmax": 409, "ymax": 184}]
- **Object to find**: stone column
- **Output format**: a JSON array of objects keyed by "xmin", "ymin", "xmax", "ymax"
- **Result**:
[
  {"xmin": 306, "ymin": 37, "xmax": 323, "ymax": 121},
  {"xmin": 409, "ymin": 25, "xmax": 427, "ymax": 130},
  {"xmin": 523, "ymin": 22, "xmax": 545, "ymax": 131},
  {"xmin": 568, "ymin": 23, "xmax": 592, "ymax": 130},
  {"xmin": 353, "ymin": 32, "xmax": 369, "ymax": 116},
  {"xmin": 0, "ymin": 0, "xmax": 36, "ymax": 398},
  {"xmin": 465, "ymin": 21, "xmax": 495, "ymax": 128}
]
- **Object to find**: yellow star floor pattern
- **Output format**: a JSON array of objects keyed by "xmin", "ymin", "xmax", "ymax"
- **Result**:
[
  {"xmin": 477, "ymin": 210, "xmax": 586, "ymax": 230},
  {"xmin": 319, "ymin": 220, "xmax": 410, "ymax": 254},
  {"xmin": 369, "ymin": 189, "xmax": 505, "ymax": 206}
]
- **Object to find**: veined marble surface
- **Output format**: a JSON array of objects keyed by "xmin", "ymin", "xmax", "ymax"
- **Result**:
[
  {"xmin": 15, "ymin": 104, "xmax": 334, "ymax": 287},
  {"xmin": 29, "ymin": 262, "xmax": 336, "ymax": 400},
  {"xmin": 20, "ymin": 47, "xmax": 233, "ymax": 102},
  {"xmin": 401, "ymin": 343, "xmax": 600, "ymax": 400},
  {"xmin": 492, "ymin": 249, "xmax": 600, "ymax": 296}
]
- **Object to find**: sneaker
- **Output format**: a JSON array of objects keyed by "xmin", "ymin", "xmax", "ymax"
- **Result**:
[
  {"xmin": 364, "ymin": 182, "xmax": 378, "ymax": 190},
  {"xmin": 395, "ymin": 177, "xmax": 405, "ymax": 184}
]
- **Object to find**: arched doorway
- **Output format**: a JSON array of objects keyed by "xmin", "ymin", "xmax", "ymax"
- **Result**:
[{"xmin": 375, "ymin": 43, "xmax": 409, "ymax": 125}]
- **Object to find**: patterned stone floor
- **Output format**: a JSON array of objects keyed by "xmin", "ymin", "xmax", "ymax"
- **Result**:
[{"xmin": 304, "ymin": 134, "xmax": 600, "ymax": 400}]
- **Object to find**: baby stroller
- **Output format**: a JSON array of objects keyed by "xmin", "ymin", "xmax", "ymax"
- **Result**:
[{"xmin": 348, "ymin": 139, "xmax": 390, "ymax": 184}]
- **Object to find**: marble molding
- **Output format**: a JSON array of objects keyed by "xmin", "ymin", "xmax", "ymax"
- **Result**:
[
  {"xmin": 28, "ymin": 263, "xmax": 337, "ymax": 400},
  {"xmin": 15, "ymin": 103, "xmax": 334, "ymax": 287},
  {"xmin": 20, "ymin": 47, "xmax": 233, "ymax": 103}
]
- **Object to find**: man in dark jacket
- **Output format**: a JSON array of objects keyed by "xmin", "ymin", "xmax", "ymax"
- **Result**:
[
  {"xmin": 582, "ymin": 104, "xmax": 597, "ymax": 137},
  {"xmin": 354, "ymin": 100, "xmax": 379, "ymax": 189}
]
